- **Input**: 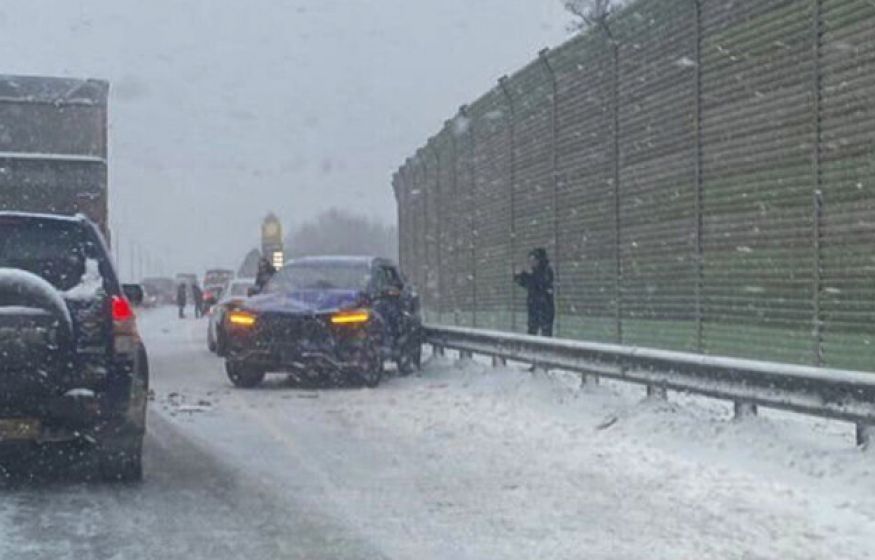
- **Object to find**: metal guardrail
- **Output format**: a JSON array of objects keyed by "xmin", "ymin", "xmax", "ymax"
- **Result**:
[{"xmin": 424, "ymin": 325, "xmax": 875, "ymax": 448}]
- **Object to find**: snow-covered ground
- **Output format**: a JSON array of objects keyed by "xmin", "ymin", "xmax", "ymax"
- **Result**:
[{"xmin": 1, "ymin": 306, "xmax": 874, "ymax": 559}]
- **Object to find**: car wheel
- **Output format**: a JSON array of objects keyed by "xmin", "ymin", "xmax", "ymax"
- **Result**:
[
  {"xmin": 226, "ymin": 360, "xmax": 265, "ymax": 388},
  {"xmin": 98, "ymin": 435, "xmax": 143, "ymax": 482},
  {"xmin": 207, "ymin": 328, "xmax": 217, "ymax": 352},
  {"xmin": 357, "ymin": 344, "xmax": 383, "ymax": 388},
  {"xmin": 215, "ymin": 328, "xmax": 227, "ymax": 357}
]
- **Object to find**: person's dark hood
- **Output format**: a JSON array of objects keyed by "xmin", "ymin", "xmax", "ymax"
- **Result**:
[
  {"xmin": 529, "ymin": 248, "xmax": 549, "ymax": 267},
  {"xmin": 243, "ymin": 289, "xmax": 363, "ymax": 314}
]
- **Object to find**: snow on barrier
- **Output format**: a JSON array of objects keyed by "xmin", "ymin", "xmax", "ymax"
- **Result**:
[{"xmin": 424, "ymin": 324, "xmax": 875, "ymax": 449}]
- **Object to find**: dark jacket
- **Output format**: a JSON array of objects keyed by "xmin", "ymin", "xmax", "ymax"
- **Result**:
[
  {"xmin": 176, "ymin": 284, "xmax": 187, "ymax": 306},
  {"xmin": 514, "ymin": 249, "xmax": 555, "ymax": 323},
  {"xmin": 191, "ymin": 284, "xmax": 203, "ymax": 306}
]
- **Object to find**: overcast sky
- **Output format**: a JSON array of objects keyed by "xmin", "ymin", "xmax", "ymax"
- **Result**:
[{"xmin": 0, "ymin": 1, "xmax": 571, "ymax": 278}]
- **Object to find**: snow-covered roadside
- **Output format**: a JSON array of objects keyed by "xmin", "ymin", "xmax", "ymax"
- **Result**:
[
  {"xmin": 441, "ymin": 354, "xmax": 875, "ymax": 498},
  {"xmin": 139, "ymin": 308, "xmax": 875, "ymax": 559},
  {"xmin": 346, "ymin": 356, "xmax": 875, "ymax": 557}
]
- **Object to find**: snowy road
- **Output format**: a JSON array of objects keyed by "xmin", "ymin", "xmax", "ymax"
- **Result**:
[{"xmin": 2, "ymin": 307, "xmax": 874, "ymax": 559}]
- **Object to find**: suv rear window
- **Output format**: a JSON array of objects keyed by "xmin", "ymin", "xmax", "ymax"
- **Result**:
[{"xmin": 0, "ymin": 219, "xmax": 90, "ymax": 291}]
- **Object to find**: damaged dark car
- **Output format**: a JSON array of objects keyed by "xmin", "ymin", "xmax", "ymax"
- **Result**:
[{"xmin": 222, "ymin": 256, "xmax": 421, "ymax": 388}]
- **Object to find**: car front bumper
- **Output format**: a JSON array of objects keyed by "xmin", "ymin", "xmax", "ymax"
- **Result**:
[{"xmin": 225, "ymin": 314, "xmax": 378, "ymax": 374}]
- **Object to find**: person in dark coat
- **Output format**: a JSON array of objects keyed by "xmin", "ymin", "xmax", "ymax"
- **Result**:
[
  {"xmin": 514, "ymin": 248, "xmax": 555, "ymax": 337},
  {"xmin": 254, "ymin": 257, "xmax": 277, "ymax": 294},
  {"xmin": 176, "ymin": 283, "xmax": 187, "ymax": 319},
  {"xmin": 191, "ymin": 283, "xmax": 204, "ymax": 318}
]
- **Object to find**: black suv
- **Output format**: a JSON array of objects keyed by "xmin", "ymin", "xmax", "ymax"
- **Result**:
[{"xmin": 0, "ymin": 212, "xmax": 148, "ymax": 481}]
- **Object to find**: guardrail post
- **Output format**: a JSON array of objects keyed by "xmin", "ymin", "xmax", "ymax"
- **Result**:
[
  {"xmin": 432, "ymin": 343, "xmax": 445, "ymax": 357},
  {"xmin": 581, "ymin": 373, "xmax": 600, "ymax": 387},
  {"xmin": 491, "ymin": 355, "xmax": 507, "ymax": 368},
  {"xmin": 733, "ymin": 401, "xmax": 758, "ymax": 420},
  {"xmin": 459, "ymin": 349, "xmax": 473, "ymax": 361},
  {"xmin": 856, "ymin": 424, "xmax": 873, "ymax": 449},
  {"xmin": 646, "ymin": 385, "xmax": 667, "ymax": 400}
]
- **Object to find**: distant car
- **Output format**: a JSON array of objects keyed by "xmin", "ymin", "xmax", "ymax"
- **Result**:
[
  {"xmin": 202, "ymin": 284, "xmax": 225, "ymax": 313},
  {"xmin": 140, "ymin": 286, "xmax": 159, "ymax": 308},
  {"xmin": 222, "ymin": 256, "xmax": 422, "ymax": 388},
  {"xmin": 204, "ymin": 268, "xmax": 234, "ymax": 289},
  {"xmin": 202, "ymin": 269, "xmax": 234, "ymax": 310},
  {"xmin": 0, "ymin": 212, "xmax": 149, "ymax": 481},
  {"xmin": 141, "ymin": 276, "xmax": 175, "ymax": 305},
  {"xmin": 207, "ymin": 278, "xmax": 255, "ymax": 354}
]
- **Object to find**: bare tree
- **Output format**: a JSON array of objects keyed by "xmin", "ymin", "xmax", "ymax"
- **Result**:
[
  {"xmin": 283, "ymin": 208, "xmax": 398, "ymax": 260},
  {"xmin": 563, "ymin": 0, "xmax": 622, "ymax": 33}
]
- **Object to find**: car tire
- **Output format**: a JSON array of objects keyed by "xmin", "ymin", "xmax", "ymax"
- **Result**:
[
  {"xmin": 98, "ymin": 435, "xmax": 143, "ymax": 483},
  {"xmin": 357, "ymin": 344, "xmax": 383, "ymax": 388},
  {"xmin": 215, "ymin": 328, "xmax": 227, "ymax": 357},
  {"xmin": 226, "ymin": 360, "xmax": 265, "ymax": 388}
]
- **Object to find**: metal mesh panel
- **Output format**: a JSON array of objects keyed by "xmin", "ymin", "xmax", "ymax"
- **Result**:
[
  {"xmin": 469, "ymin": 90, "xmax": 513, "ymax": 330},
  {"xmin": 420, "ymin": 141, "xmax": 441, "ymax": 322},
  {"xmin": 549, "ymin": 35, "xmax": 618, "ymax": 342},
  {"xmin": 700, "ymin": 0, "xmax": 816, "ymax": 363},
  {"xmin": 508, "ymin": 60, "xmax": 556, "ymax": 332},
  {"xmin": 452, "ymin": 113, "xmax": 476, "ymax": 327},
  {"xmin": 819, "ymin": 0, "xmax": 875, "ymax": 369},
  {"xmin": 394, "ymin": 0, "xmax": 875, "ymax": 372},
  {"xmin": 616, "ymin": 0, "xmax": 699, "ymax": 350}
]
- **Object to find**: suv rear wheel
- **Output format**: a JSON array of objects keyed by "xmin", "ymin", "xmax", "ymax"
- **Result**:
[
  {"xmin": 98, "ymin": 435, "xmax": 143, "ymax": 482},
  {"xmin": 226, "ymin": 360, "xmax": 265, "ymax": 388}
]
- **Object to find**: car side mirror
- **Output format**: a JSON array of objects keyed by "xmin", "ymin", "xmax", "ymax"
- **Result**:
[{"xmin": 122, "ymin": 284, "xmax": 145, "ymax": 306}]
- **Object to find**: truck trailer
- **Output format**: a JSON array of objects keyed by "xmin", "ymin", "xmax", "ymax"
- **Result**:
[{"xmin": 0, "ymin": 74, "xmax": 109, "ymax": 234}]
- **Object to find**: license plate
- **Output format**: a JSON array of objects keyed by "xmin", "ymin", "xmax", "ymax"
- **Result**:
[
  {"xmin": 281, "ymin": 347, "xmax": 303, "ymax": 362},
  {"xmin": 0, "ymin": 419, "xmax": 41, "ymax": 441}
]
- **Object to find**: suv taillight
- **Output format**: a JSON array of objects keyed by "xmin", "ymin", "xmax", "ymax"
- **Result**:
[
  {"xmin": 112, "ymin": 295, "xmax": 135, "ymax": 322},
  {"xmin": 112, "ymin": 295, "xmax": 139, "ymax": 353}
]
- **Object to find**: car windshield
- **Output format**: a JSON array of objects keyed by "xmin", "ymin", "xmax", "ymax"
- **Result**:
[
  {"xmin": 0, "ymin": 220, "xmax": 87, "ymax": 291},
  {"xmin": 265, "ymin": 262, "xmax": 370, "ymax": 293}
]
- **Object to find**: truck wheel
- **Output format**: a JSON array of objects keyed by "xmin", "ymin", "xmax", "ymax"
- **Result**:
[
  {"xmin": 226, "ymin": 360, "xmax": 265, "ymax": 388},
  {"xmin": 98, "ymin": 435, "xmax": 143, "ymax": 482}
]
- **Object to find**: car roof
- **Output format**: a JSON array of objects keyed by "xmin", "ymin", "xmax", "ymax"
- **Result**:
[
  {"xmin": 0, "ymin": 211, "xmax": 91, "ymax": 225},
  {"xmin": 288, "ymin": 255, "xmax": 376, "ymax": 266}
]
